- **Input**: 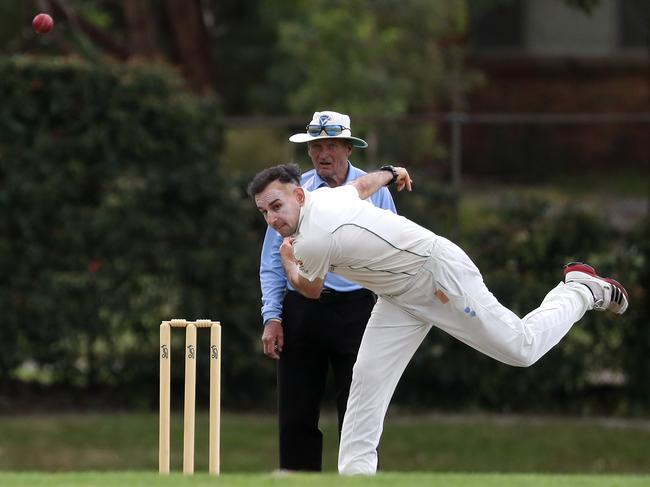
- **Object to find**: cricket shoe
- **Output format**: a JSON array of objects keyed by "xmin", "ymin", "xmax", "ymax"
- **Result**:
[{"xmin": 563, "ymin": 262, "xmax": 629, "ymax": 314}]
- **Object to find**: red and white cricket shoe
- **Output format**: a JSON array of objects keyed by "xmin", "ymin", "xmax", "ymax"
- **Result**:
[{"xmin": 564, "ymin": 262, "xmax": 629, "ymax": 314}]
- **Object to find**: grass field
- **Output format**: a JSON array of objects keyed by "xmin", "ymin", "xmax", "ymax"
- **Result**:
[
  {"xmin": 1, "ymin": 472, "xmax": 649, "ymax": 487},
  {"xmin": 1, "ymin": 412, "xmax": 649, "ymax": 475}
]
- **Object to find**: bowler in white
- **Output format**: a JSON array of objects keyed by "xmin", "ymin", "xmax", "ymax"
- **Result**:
[{"xmin": 248, "ymin": 163, "xmax": 629, "ymax": 475}]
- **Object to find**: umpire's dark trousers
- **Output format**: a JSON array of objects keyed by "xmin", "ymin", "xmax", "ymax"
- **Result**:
[{"xmin": 278, "ymin": 288, "xmax": 376, "ymax": 471}]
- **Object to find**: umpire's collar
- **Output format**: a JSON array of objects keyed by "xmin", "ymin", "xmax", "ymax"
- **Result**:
[{"xmin": 310, "ymin": 161, "xmax": 356, "ymax": 189}]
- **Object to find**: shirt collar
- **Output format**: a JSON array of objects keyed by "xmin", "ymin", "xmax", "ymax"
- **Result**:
[{"xmin": 311, "ymin": 161, "xmax": 357, "ymax": 188}]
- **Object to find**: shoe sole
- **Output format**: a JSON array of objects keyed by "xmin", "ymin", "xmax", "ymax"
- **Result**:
[{"xmin": 564, "ymin": 261, "xmax": 630, "ymax": 306}]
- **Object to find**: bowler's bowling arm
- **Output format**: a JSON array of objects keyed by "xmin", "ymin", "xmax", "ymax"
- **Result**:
[
  {"xmin": 284, "ymin": 261, "xmax": 324, "ymax": 299},
  {"xmin": 279, "ymin": 237, "xmax": 324, "ymax": 299}
]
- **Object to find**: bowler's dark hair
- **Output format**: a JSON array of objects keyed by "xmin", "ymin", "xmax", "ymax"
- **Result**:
[{"xmin": 247, "ymin": 163, "xmax": 302, "ymax": 198}]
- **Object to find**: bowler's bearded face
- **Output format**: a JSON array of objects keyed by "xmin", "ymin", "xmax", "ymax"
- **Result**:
[{"xmin": 255, "ymin": 181, "xmax": 304, "ymax": 237}]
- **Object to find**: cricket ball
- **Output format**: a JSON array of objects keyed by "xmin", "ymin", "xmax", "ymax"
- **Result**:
[{"xmin": 32, "ymin": 13, "xmax": 54, "ymax": 34}]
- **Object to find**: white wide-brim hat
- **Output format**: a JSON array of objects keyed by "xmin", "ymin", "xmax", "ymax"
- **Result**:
[{"xmin": 289, "ymin": 111, "xmax": 368, "ymax": 148}]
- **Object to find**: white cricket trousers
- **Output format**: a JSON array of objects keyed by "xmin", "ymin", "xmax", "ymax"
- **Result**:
[{"xmin": 338, "ymin": 236, "xmax": 593, "ymax": 475}]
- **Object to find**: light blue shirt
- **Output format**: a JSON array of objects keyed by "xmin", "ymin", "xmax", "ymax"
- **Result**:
[{"xmin": 259, "ymin": 162, "xmax": 397, "ymax": 325}]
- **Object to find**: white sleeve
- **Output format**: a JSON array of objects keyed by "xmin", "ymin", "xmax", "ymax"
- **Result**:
[
  {"xmin": 293, "ymin": 233, "xmax": 333, "ymax": 282},
  {"xmin": 339, "ymin": 184, "xmax": 361, "ymax": 199}
]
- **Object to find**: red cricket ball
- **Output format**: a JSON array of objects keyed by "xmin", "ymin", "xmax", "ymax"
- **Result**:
[{"xmin": 32, "ymin": 13, "xmax": 54, "ymax": 34}]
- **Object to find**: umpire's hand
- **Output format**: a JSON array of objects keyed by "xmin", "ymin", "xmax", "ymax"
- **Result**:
[{"xmin": 262, "ymin": 319, "xmax": 284, "ymax": 359}]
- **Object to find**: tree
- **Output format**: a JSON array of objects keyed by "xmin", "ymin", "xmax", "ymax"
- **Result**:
[
  {"xmin": 259, "ymin": 0, "xmax": 478, "ymax": 116},
  {"xmin": 13, "ymin": 0, "xmax": 215, "ymax": 93}
]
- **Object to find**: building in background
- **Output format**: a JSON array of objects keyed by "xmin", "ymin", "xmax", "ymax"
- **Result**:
[{"xmin": 464, "ymin": 0, "xmax": 649, "ymax": 180}]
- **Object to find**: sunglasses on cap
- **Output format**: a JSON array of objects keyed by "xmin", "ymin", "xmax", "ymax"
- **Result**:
[{"xmin": 306, "ymin": 124, "xmax": 350, "ymax": 137}]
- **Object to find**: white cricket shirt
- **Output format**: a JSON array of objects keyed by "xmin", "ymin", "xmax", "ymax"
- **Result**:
[{"xmin": 293, "ymin": 185, "xmax": 438, "ymax": 296}]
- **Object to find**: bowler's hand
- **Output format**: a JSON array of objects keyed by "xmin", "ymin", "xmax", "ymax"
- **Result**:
[
  {"xmin": 262, "ymin": 319, "xmax": 284, "ymax": 359},
  {"xmin": 394, "ymin": 167, "xmax": 413, "ymax": 192},
  {"xmin": 280, "ymin": 237, "xmax": 297, "ymax": 264}
]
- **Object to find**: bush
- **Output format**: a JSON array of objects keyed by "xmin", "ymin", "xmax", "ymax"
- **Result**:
[{"xmin": 0, "ymin": 56, "xmax": 271, "ymax": 410}]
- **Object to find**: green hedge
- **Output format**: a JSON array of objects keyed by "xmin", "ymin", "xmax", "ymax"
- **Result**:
[
  {"xmin": 0, "ymin": 56, "xmax": 270, "ymax": 410},
  {"xmin": 1, "ymin": 57, "xmax": 647, "ymax": 414}
]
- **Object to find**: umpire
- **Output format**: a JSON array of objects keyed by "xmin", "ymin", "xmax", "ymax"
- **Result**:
[{"xmin": 258, "ymin": 110, "xmax": 396, "ymax": 471}]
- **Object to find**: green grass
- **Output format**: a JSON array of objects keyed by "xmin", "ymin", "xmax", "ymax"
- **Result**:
[
  {"xmin": 0, "ymin": 472, "xmax": 649, "ymax": 487},
  {"xmin": 0, "ymin": 413, "xmax": 649, "ymax": 474}
]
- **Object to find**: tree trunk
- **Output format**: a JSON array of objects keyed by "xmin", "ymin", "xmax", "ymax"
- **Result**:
[
  {"xmin": 161, "ymin": 0, "xmax": 214, "ymax": 93},
  {"xmin": 122, "ymin": 0, "xmax": 158, "ymax": 59}
]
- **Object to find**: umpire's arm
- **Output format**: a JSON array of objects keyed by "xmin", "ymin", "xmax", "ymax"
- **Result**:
[{"xmin": 352, "ymin": 166, "xmax": 413, "ymax": 199}]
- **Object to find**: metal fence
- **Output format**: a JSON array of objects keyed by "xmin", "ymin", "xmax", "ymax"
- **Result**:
[{"xmin": 223, "ymin": 112, "xmax": 650, "ymax": 191}]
